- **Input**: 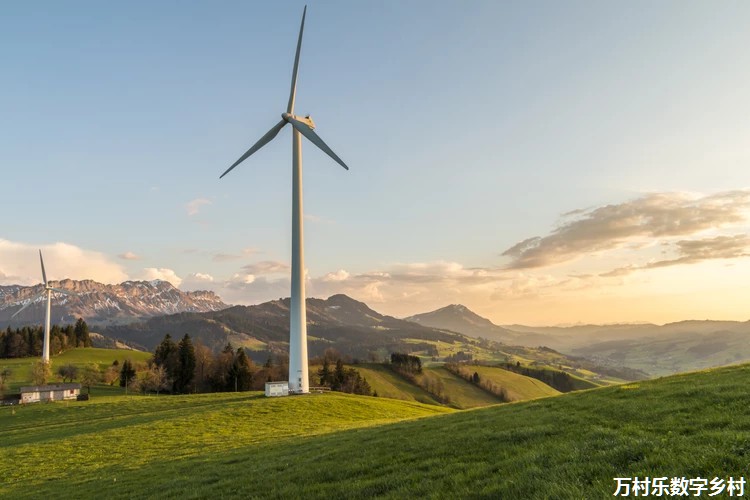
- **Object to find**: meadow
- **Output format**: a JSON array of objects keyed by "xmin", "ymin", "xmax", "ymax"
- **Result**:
[
  {"xmin": 0, "ymin": 348, "xmax": 151, "ymax": 392},
  {"xmin": 1, "ymin": 361, "xmax": 748, "ymax": 498}
]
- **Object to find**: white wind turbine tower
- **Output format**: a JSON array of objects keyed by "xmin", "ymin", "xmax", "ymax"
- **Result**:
[
  {"xmin": 219, "ymin": 6, "xmax": 349, "ymax": 394},
  {"xmin": 11, "ymin": 250, "xmax": 73, "ymax": 363}
]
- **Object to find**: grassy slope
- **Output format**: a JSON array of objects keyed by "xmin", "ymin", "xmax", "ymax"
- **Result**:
[
  {"xmin": 0, "ymin": 392, "xmax": 451, "ymax": 499},
  {"xmin": 424, "ymin": 366, "xmax": 501, "ymax": 408},
  {"xmin": 0, "ymin": 348, "xmax": 151, "ymax": 392},
  {"xmin": 470, "ymin": 365, "xmax": 561, "ymax": 400},
  {"xmin": 2, "ymin": 364, "xmax": 749, "ymax": 498},
  {"xmin": 353, "ymin": 364, "xmax": 442, "ymax": 405}
]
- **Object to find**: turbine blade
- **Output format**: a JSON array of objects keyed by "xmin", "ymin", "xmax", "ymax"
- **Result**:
[
  {"xmin": 286, "ymin": 5, "xmax": 307, "ymax": 114},
  {"xmin": 220, "ymin": 119, "xmax": 287, "ymax": 179},
  {"xmin": 287, "ymin": 116, "xmax": 349, "ymax": 170},
  {"xmin": 10, "ymin": 292, "xmax": 46, "ymax": 318},
  {"xmin": 39, "ymin": 250, "xmax": 47, "ymax": 285}
]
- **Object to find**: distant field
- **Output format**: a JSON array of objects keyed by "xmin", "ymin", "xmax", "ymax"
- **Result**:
[
  {"xmin": 0, "ymin": 348, "xmax": 151, "ymax": 392},
  {"xmin": 352, "ymin": 364, "xmax": 443, "ymax": 405},
  {"xmin": 469, "ymin": 365, "xmax": 561, "ymax": 401},
  {"xmin": 423, "ymin": 366, "xmax": 501, "ymax": 408},
  {"xmin": 1, "ymin": 363, "xmax": 748, "ymax": 498}
]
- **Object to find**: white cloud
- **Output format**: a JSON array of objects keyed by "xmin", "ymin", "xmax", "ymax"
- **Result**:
[
  {"xmin": 230, "ymin": 273, "xmax": 256, "ymax": 285},
  {"xmin": 503, "ymin": 190, "xmax": 750, "ymax": 269},
  {"xmin": 180, "ymin": 272, "xmax": 215, "ymax": 291},
  {"xmin": 185, "ymin": 198, "xmax": 211, "ymax": 216},
  {"xmin": 140, "ymin": 268, "xmax": 183, "ymax": 287},
  {"xmin": 322, "ymin": 269, "xmax": 350, "ymax": 282},
  {"xmin": 0, "ymin": 239, "xmax": 128, "ymax": 285},
  {"xmin": 242, "ymin": 261, "xmax": 289, "ymax": 275},
  {"xmin": 118, "ymin": 251, "xmax": 141, "ymax": 260}
]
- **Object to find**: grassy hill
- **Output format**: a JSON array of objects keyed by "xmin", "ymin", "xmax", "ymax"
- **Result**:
[
  {"xmin": 349, "ymin": 364, "xmax": 443, "ymax": 405},
  {"xmin": 0, "ymin": 348, "xmax": 151, "ymax": 392},
  {"xmin": 2, "ymin": 363, "xmax": 747, "ymax": 498},
  {"xmin": 469, "ymin": 365, "xmax": 562, "ymax": 400}
]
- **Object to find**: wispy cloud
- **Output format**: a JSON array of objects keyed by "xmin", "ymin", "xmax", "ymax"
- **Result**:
[
  {"xmin": 502, "ymin": 190, "xmax": 750, "ymax": 269},
  {"xmin": 602, "ymin": 234, "xmax": 750, "ymax": 277},
  {"xmin": 211, "ymin": 247, "xmax": 259, "ymax": 262},
  {"xmin": 305, "ymin": 213, "xmax": 335, "ymax": 224},
  {"xmin": 118, "ymin": 251, "xmax": 141, "ymax": 260},
  {"xmin": 242, "ymin": 261, "xmax": 289, "ymax": 275},
  {"xmin": 185, "ymin": 198, "xmax": 212, "ymax": 216}
]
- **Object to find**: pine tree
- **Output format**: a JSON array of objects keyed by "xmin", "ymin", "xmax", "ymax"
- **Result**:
[
  {"xmin": 119, "ymin": 359, "xmax": 136, "ymax": 389},
  {"xmin": 233, "ymin": 348, "xmax": 254, "ymax": 391},
  {"xmin": 333, "ymin": 359, "xmax": 345, "ymax": 390},
  {"xmin": 73, "ymin": 318, "xmax": 91, "ymax": 347},
  {"xmin": 319, "ymin": 358, "xmax": 331, "ymax": 386},
  {"xmin": 175, "ymin": 334, "xmax": 196, "ymax": 393},
  {"xmin": 153, "ymin": 334, "xmax": 179, "ymax": 386}
]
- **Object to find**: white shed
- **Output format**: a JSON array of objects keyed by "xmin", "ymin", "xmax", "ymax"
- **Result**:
[
  {"xmin": 20, "ymin": 383, "xmax": 81, "ymax": 404},
  {"xmin": 265, "ymin": 381, "xmax": 289, "ymax": 397}
]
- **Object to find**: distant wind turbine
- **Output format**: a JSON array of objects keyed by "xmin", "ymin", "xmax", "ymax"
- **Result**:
[
  {"xmin": 11, "ymin": 250, "xmax": 73, "ymax": 363},
  {"xmin": 218, "ymin": 6, "xmax": 348, "ymax": 394}
]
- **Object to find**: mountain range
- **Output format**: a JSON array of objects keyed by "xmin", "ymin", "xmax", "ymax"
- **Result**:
[
  {"xmin": 408, "ymin": 304, "xmax": 750, "ymax": 376},
  {"xmin": 0, "ymin": 279, "xmax": 227, "ymax": 327},
  {"xmin": 101, "ymin": 294, "xmax": 467, "ymax": 358},
  {"xmin": 3, "ymin": 277, "xmax": 747, "ymax": 377}
]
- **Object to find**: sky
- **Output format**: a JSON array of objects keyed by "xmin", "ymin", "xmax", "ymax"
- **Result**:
[{"xmin": 2, "ymin": 1, "xmax": 750, "ymax": 326}]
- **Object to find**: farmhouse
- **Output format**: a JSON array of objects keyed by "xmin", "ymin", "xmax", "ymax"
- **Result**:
[{"xmin": 20, "ymin": 383, "xmax": 81, "ymax": 404}]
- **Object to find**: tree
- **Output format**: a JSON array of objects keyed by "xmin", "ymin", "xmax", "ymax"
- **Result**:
[
  {"xmin": 333, "ymin": 359, "xmax": 346, "ymax": 390},
  {"xmin": 32, "ymin": 360, "xmax": 51, "ymax": 385},
  {"xmin": 472, "ymin": 372, "xmax": 480, "ymax": 384},
  {"xmin": 80, "ymin": 364, "xmax": 101, "ymax": 395},
  {"xmin": 154, "ymin": 334, "xmax": 179, "ymax": 387},
  {"xmin": 73, "ymin": 318, "xmax": 91, "ymax": 347},
  {"xmin": 318, "ymin": 358, "xmax": 331, "ymax": 386},
  {"xmin": 120, "ymin": 359, "xmax": 136, "ymax": 391},
  {"xmin": 104, "ymin": 364, "xmax": 120, "ymax": 385},
  {"xmin": 57, "ymin": 364, "xmax": 79, "ymax": 383},
  {"xmin": 0, "ymin": 368, "xmax": 11, "ymax": 391},
  {"xmin": 193, "ymin": 340, "xmax": 213, "ymax": 392},
  {"xmin": 174, "ymin": 334, "xmax": 196, "ymax": 393},
  {"xmin": 139, "ymin": 364, "xmax": 169, "ymax": 395},
  {"xmin": 232, "ymin": 348, "xmax": 254, "ymax": 391}
]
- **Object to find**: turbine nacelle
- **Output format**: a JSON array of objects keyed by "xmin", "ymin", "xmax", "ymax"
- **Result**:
[{"xmin": 282, "ymin": 113, "xmax": 315, "ymax": 130}]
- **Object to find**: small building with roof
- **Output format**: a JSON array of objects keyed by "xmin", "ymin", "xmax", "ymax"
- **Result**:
[{"xmin": 20, "ymin": 383, "xmax": 81, "ymax": 404}]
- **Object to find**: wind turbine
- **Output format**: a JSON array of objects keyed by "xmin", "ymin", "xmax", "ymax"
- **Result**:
[
  {"xmin": 11, "ymin": 250, "xmax": 73, "ymax": 363},
  {"xmin": 219, "ymin": 6, "xmax": 348, "ymax": 394}
]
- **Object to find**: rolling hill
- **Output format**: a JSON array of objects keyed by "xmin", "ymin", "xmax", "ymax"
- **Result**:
[
  {"xmin": 410, "ymin": 304, "xmax": 750, "ymax": 376},
  {"xmin": 98, "ymin": 294, "xmax": 640, "ymax": 384},
  {"xmin": 1, "ymin": 362, "xmax": 747, "ymax": 498}
]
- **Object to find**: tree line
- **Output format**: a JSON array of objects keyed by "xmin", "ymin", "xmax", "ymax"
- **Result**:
[
  {"xmin": 316, "ymin": 349, "xmax": 373, "ymax": 396},
  {"xmin": 0, "ymin": 319, "xmax": 91, "ymax": 358}
]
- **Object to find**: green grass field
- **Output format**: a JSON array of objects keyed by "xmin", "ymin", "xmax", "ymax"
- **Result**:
[
  {"xmin": 423, "ymin": 366, "xmax": 501, "ymax": 408},
  {"xmin": 469, "ymin": 365, "xmax": 561, "ymax": 401},
  {"xmin": 0, "ymin": 348, "xmax": 151, "ymax": 392},
  {"xmin": 352, "ymin": 364, "xmax": 443, "ymax": 405},
  {"xmin": 1, "ymin": 363, "xmax": 748, "ymax": 498}
]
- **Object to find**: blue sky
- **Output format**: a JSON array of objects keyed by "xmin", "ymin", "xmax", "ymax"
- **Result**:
[{"xmin": 3, "ymin": 1, "xmax": 750, "ymax": 324}]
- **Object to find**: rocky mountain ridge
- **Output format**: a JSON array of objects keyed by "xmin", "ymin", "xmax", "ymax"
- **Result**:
[{"xmin": 0, "ymin": 279, "xmax": 228, "ymax": 326}]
